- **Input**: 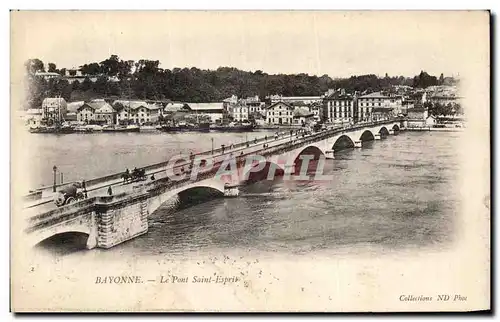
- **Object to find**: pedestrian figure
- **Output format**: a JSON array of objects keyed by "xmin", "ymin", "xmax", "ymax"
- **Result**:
[
  {"xmin": 107, "ymin": 186, "xmax": 113, "ymax": 196},
  {"xmin": 254, "ymin": 138, "xmax": 257, "ymax": 144},
  {"xmin": 82, "ymin": 180, "xmax": 88, "ymax": 198}
]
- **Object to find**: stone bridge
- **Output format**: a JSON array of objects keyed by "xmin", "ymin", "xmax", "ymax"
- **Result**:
[{"xmin": 24, "ymin": 119, "xmax": 404, "ymax": 249}]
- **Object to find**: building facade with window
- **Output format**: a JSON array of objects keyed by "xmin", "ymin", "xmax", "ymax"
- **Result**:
[
  {"xmin": 266, "ymin": 102, "xmax": 294, "ymax": 125},
  {"xmin": 92, "ymin": 100, "xmax": 116, "ymax": 125},
  {"xmin": 322, "ymin": 92, "xmax": 355, "ymax": 124},
  {"xmin": 356, "ymin": 92, "xmax": 392, "ymax": 122},
  {"xmin": 76, "ymin": 104, "xmax": 96, "ymax": 123},
  {"xmin": 42, "ymin": 97, "xmax": 68, "ymax": 123},
  {"xmin": 230, "ymin": 105, "xmax": 249, "ymax": 122}
]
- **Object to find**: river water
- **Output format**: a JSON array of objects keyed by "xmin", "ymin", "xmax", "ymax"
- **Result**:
[{"xmin": 32, "ymin": 130, "xmax": 462, "ymax": 258}]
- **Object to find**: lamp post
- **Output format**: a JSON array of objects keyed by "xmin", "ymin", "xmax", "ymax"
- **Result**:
[
  {"xmin": 52, "ymin": 165, "xmax": 57, "ymax": 192},
  {"xmin": 211, "ymin": 137, "xmax": 214, "ymax": 155}
]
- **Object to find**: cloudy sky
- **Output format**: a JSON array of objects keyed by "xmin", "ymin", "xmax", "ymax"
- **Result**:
[{"xmin": 11, "ymin": 11, "xmax": 488, "ymax": 78}]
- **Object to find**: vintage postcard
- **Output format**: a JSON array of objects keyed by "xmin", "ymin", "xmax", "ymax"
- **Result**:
[{"xmin": 10, "ymin": 10, "xmax": 490, "ymax": 312}]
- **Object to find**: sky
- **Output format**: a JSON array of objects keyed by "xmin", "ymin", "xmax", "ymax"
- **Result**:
[{"xmin": 11, "ymin": 11, "xmax": 488, "ymax": 79}]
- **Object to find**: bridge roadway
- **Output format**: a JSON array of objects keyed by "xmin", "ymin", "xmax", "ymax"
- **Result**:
[
  {"xmin": 22, "ymin": 118, "xmax": 406, "ymax": 249},
  {"xmin": 22, "ymin": 118, "xmax": 403, "ymax": 220},
  {"xmin": 22, "ymin": 124, "xmax": 346, "ymax": 217}
]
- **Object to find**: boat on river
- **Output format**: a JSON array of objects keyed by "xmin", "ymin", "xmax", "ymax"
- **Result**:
[
  {"xmin": 102, "ymin": 125, "xmax": 140, "ymax": 133},
  {"xmin": 29, "ymin": 123, "xmax": 75, "ymax": 134},
  {"xmin": 74, "ymin": 124, "xmax": 103, "ymax": 133},
  {"xmin": 139, "ymin": 125, "xmax": 159, "ymax": 132},
  {"xmin": 158, "ymin": 121, "xmax": 210, "ymax": 133},
  {"xmin": 210, "ymin": 122, "xmax": 255, "ymax": 132}
]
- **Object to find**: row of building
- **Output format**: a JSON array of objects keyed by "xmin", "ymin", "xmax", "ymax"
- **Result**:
[{"xmin": 24, "ymin": 86, "xmax": 462, "ymax": 128}]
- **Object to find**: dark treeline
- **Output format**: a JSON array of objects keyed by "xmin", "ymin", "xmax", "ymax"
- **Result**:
[{"xmin": 23, "ymin": 55, "xmax": 456, "ymax": 109}]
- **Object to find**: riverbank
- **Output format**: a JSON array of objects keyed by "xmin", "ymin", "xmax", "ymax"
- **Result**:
[
  {"xmin": 254, "ymin": 125, "xmax": 302, "ymax": 131},
  {"xmin": 406, "ymin": 127, "xmax": 465, "ymax": 132}
]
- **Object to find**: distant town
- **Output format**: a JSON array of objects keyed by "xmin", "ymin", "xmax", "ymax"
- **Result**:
[{"xmin": 19, "ymin": 55, "xmax": 465, "ymax": 132}]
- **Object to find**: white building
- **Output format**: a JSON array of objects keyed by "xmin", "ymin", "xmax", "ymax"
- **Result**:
[
  {"xmin": 357, "ymin": 92, "xmax": 393, "ymax": 122},
  {"xmin": 230, "ymin": 105, "xmax": 249, "ymax": 122},
  {"xmin": 24, "ymin": 108, "xmax": 43, "ymax": 127},
  {"xmin": 293, "ymin": 108, "xmax": 315, "ymax": 126},
  {"xmin": 322, "ymin": 91, "xmax": 355, "ymax": 124},
  {"xmin": 266, "ymin": 102, "xmax": 294, "ymax": 125},
  {"xmin": 76, "ymin": 104, "xmax": 96, "ymax": 123},
  {"xmin": 94, "ymin": 100, "xmax": 116, "ymax": 125},
  {"xmin": 42, "ymin": 97, "xmax": 67, "ymax": 123},
  {"xmin": 231, "ymin": 95, "xmax": 266, "ymax": 120},
  {"xmin": 407, "ymin": 107, "xmax": 429, "ymax": 128},
  {"xmin": 308, "ymin": 103, "xmax": 322, "ymax": 121},
  {"xmin": 185, "ymin": 103, "xmax": 225, "ymax": 124},
  {"xmin": 113, "ymin": 100, "xmax": 162, "ymax": 125},
  {"xmin": 35, "ymin": 72, "xmax": 62, "ymax": 81},
  {"xmin": 268, "ymin": 95, "xmax": 322, "ymax": 105},
  {"xmin": 164, "ymin": 102, "xmax": 186, "ymax": 114}
]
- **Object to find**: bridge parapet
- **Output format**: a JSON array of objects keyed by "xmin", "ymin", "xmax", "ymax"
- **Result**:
[{"xmin": 25, "ymin": 118, "xmax": 406, "ymax": 250}]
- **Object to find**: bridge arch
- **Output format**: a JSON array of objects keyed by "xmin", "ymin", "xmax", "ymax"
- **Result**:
[
  {"xmin": 290, "ymin": 145, "xmax": 327, "ymax": 175},
  {"xmin": 34, "ymin": 231, "xmax": 90, "ymax": 249},
  {"xmin": 359, "ymin": 130, "xmax": 375, "ymax": 142},
  {"xmin": 379, "ymin": 126, "xmax": 390, "ymax": 136},
  {"xmin": 148, "ymin": 179, "xmax": 226, "ymax": 215},
  {"xmin": 176, "ymin": 185, "xmax": 225, "ymax": 209},
  {"xmin": 29, "ymin": 226, "xmax": 92, "ymax": 249},
  {"xmin": 332, "ymin": 135, "xmax": 355, "ymax": 151},
  {"xmin": 392, "ymin": 123, "xmax": 400, "ymax": 131}
]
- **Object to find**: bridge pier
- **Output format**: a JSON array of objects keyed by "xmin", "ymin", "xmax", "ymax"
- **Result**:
[
  {"xmin": 284, "ymin": 163, "xmax": 296, "ymax": 175},
  {"xmin": 224, "ymin": 183, "xmax": 239, "ymax": 197},
  {"xmin": 388, "ymin": 129, "xmax": 395, "ymax": 135},
  {"xmin": 354, "ymin": 141, "xmax": 362, "ymax": 148},
  {"xmin": 374, "ymin": 134, "xmax": 381, "ymax": 140},
  {"xmin": 94, "ymin": 196, "xmax": 149, "ymax": 249},
  {"xmin": 86, "ymin": 212, "xmax": 98, "ymax": 249}
]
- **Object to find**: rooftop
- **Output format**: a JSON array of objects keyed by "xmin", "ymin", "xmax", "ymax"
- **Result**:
[
  {"xmin": 81, "ymin": 100, "xmax": 114, "ymax": 112},
  {"xmin": 358, "ymin": 92, "xmax": 389, "ymax": 99},
  {"xmin": 186, "ymin": 103, "xmax": 224, "ymax": 111},
  {"xmin": 112, "ymin": 100, "xmax": 160, "ymax": 110},
  {"xmin": 323, "ymin": 91, "xmax": 354, "ymax": 100},
  {"xmin": 42, "ymin": 97, "xmax": 67, "ymax": 106},
  {"xmin": 267, "ymin": 101, "xmax": 294, "ymax": 110},
  {"xmin": 293, "ymin": 108, "xmax": 314, "ymax": 118},
  {"xmin": 164, "ymin": 102, "xmax": 186, "ymax": 112}
]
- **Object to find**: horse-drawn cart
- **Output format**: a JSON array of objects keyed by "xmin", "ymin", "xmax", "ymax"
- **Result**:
[
  {"xmin": 122, "ymin": 168, "xmax": 147, "ymax": 184},
  {"xmin": 54, "ymin": 183, "xmax": 86, "ymax": 207}
]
